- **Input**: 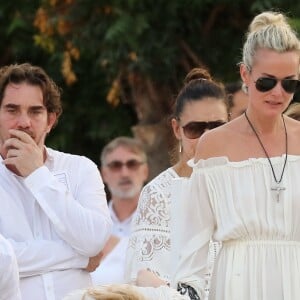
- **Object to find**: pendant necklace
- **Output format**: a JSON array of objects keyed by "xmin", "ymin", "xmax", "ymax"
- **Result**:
[{"xmin": 244, "ymin": 111, "xmax": 288, "ymax": 202}]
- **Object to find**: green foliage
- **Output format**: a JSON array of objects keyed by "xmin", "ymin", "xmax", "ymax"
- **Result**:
[
  {"xmin": 0, "ymin": 0, "xmax": 136, "ymax": 163},
  {"xmin": 0, "ymin": 1, "xmax": 42, "ymax": 64},
  {"xmin": 36, "ymin": 1, "xmax": 257, "ymax": 82},
  {"xmin": 46, "ymin": 54, "xmax": 136, "ymax": 163}
]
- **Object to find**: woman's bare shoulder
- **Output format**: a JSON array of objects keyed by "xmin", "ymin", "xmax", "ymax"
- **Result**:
[
  {"xmin": 285, "ymin": 116, "xmax": 300, "ymax": 151},
  {"xmin": 286, "ymin": 115, "xmax": 300, "ymax": 130},
  {"xmin": 195, "ymin": 119, "xmax": 244, "ymax": 160}
]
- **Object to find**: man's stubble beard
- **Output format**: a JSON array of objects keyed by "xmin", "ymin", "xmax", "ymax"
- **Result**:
[{"xmin": 109, "ymin": 183, "xmax": 143, "ymax": 200}]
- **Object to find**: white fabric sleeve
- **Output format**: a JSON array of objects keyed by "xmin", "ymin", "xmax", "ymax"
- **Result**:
[
  {"xmin": 8, "ymin": 239, "xmax": 88, "ymax": 278},
  {"xmin": 23, "ymin": 158, "xmax": 112, "ymax": 257},
  {"xmin": 170, "ymin": 171, "xmax": 215, "ymax": 299},
  {"xmin": 0, "ymin": 235, "xmax": 21, "ymax": 300},
  {"xmin": 125, "ymin": 179, "xmax": 172, "ymax": 283}
]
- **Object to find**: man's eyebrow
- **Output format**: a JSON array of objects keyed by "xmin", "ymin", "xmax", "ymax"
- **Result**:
[
  {"xmin": 29, "ymin": 105, "xmax": 46, "ymax": 110},
  {"xmin": 3, "ymin": 103, "xmax": 19, "ymax": 109},
  {"xmin": 3, "ymin": 104, "xmax": 45, "ymax": 110}
]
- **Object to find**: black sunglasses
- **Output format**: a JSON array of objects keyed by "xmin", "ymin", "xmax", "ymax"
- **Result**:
[
  {"xmin": 105, "ymin": 159, "xmax": 145, "ymax": 172},
  {"xmin": 182, "ymin": 121, "xmax": 226, "ymax": 139},
  {"xmin": 255, "ymin": 77, "xmax": 300, "ymax": 93}
]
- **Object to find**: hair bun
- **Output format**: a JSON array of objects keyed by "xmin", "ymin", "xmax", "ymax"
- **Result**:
[
  {"xmin": 183, "ymin": 67, "xmax": 212, "ymax": 85},
  {"xmin": 249, "ymin": 11, "xmax": 288, "ymax": 33}
]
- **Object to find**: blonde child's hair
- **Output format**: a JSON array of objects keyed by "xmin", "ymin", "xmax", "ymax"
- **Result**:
[{"xmin": 63, "ymin": 284, "xmax": 146, "ymax": 300}]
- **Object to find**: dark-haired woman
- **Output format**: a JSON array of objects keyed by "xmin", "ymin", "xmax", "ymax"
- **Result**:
[{"xmin": 125, "ymin": 67, "xmax": 228, "ymax": 299}]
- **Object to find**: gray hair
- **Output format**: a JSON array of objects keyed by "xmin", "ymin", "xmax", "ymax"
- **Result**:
[
  {"xmin": 242, "ymin": 11, "xmax": 300, "ymax": 73},
  {"xmin": 100, "ymin": 136, "xmax": 147, "ymax": 166}
]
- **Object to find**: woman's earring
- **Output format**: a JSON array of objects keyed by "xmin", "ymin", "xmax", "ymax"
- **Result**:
[
  {"xmin": 242, "ymin": 83, "xmax": 248, "ymax": 94},
  {"xmin": 179, "ymin": 140, "xmax": 182, "ymax": 153}
]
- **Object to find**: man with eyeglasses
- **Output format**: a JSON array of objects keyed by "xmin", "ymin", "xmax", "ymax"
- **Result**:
[{"xmin": 91, "ymin": 136, "xmax": 149, "ymax": 285}]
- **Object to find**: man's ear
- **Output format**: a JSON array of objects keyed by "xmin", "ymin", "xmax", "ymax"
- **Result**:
[{"xmin": 47, "ymin": 112, "xmax": 57, "ymax": 133}]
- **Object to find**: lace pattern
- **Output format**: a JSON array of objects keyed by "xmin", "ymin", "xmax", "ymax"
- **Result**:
[
  {"xmin": 125, "ymin": 167, "xmax": 221, "ymax": 298},
  {"xmin": 125, "ymin": 168, "xmax": 178, "ymax": 282},
  {"xmin": 204, "ymin": 241, "xmax": 222, "ymax": 298}
]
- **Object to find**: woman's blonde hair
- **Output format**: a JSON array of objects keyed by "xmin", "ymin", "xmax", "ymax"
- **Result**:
[{"xmin": 242, "ymin": 11, "xmax": 300, "ymax": 72}]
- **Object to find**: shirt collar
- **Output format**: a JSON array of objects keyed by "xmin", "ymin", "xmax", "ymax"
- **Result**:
[{"xmin": 108, "ymin": 201, "xmax": 136, "ymax": 224}]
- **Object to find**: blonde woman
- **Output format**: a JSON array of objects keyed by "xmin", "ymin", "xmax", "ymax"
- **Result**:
[{"xmin": 173, "ymin": 11, "xmax": 300, "ymax": 300}]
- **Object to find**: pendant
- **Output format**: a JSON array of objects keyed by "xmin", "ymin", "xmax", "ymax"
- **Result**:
[{"xmin": 271, "ymin": 184, "xmax": 286, "ymax": 202}]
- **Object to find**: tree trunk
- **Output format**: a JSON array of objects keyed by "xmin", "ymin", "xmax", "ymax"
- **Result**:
[
  {"xmin": 126, "ymin": 73, "xmax": 177, "ymax": 180},
  {"xmin": 132, "ymin": 121, "xmax": 175, "ymax": 181}
]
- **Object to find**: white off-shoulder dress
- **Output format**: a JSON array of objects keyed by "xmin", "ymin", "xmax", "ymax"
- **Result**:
[{"xmin": 172, "ymin": 155, "xmax": 300, "ymax": 300}]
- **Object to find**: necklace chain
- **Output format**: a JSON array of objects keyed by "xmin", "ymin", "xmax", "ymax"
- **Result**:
[{"xmin": 244, "ymin": 111, "xmax": 288, "ymax": 184}]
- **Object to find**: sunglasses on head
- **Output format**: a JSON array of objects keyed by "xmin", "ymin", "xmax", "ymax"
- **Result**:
[
  {"xmin": 255, "ymin": 77, "xmax": 300, "ymax": 93},
  {"xmin": 105, "ymin": 159, "xmax": 145, "ymax": 172},
  {"xmin": 182, "ymin": 120, "xmax": 226, "ymax": 139}
]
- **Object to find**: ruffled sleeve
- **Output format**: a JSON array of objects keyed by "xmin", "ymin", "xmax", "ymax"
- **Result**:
[{"xmin": 171, "ymin": 158, "xmax": 226, "ymax": 298}]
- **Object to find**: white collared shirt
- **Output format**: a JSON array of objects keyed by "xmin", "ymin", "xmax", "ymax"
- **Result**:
[
  {"xmin": 0, "ymin": 234, "xmax": 21, "ymax": 300},
  {"xmin": 108, "ymin": 201, "xmax": 136, "ymax": 237},
  {"xmin": 0, "ymin": 147, "xmax": 112, "ymax": 300}
]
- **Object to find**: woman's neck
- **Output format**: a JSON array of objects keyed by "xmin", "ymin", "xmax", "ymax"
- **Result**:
[
  {"xmin": 244, "ymin": 109, "xmax": 285, "ymax": 135},
  {"xmin": 173, "ymin": 160, "xmax": 192, "ymax": 177}
]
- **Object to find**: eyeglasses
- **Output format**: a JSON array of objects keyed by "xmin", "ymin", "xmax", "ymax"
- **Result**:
[
  {"xmin": 255, "ymin": 77, "xmax": 300, "ymax": 94},
  {"xmin": 105, "ymin": 159, "xmax": 145, "ymax": 172},
  {"xmin": 182, "ymin": 121, "xmax": 226, "ymax": 139}
]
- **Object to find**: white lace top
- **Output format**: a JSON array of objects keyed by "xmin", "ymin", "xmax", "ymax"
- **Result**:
[{"xmin": 125, "ymin": 168, "xmax": 179, "ymax": 283}]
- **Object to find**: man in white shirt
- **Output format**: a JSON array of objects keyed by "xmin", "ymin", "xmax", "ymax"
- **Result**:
[
  {"xmin": 0, "ymin": 63, "xmax": 112, "ymax": 300},
  {"xmin": 0, "ymin": 233, "xmax": 21, "ymax": 300},
  {"xmin": 91, "ymin": 137, "xmax": 148, "ymax": 285}
]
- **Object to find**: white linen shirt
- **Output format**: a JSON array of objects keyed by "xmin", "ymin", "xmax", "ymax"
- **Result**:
[
  {"xmin": 0, "ymin": 233, "xmax": 21, "ymax": 300},
  {"xmin": 0, "ymin": 147, "xmax": 112, "ymax": 300}
]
